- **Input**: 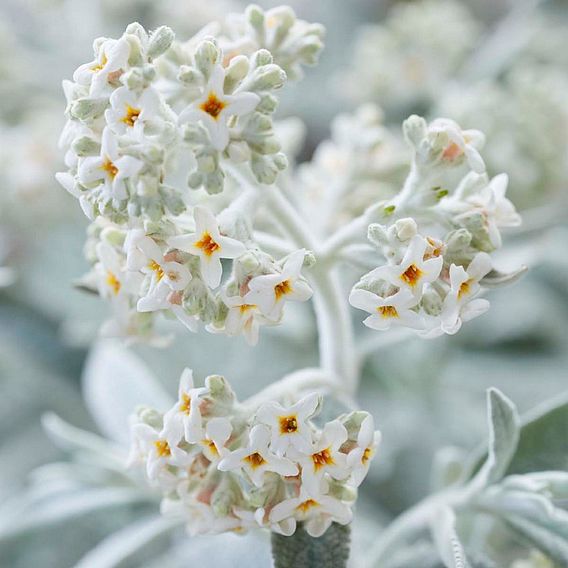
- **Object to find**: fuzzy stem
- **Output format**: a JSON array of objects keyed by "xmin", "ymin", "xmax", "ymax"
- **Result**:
[{"xmin": 272, "ymin": 523, "xmax": 351, "ymax": 568}]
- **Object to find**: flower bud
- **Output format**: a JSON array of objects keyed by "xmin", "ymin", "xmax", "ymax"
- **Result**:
[{"xmin": 148, "ymin": 26, "xmax": 175, "ymax": 59}]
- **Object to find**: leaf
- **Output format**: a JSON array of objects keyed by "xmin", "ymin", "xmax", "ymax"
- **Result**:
[
  {"xmin": 430, "ymin": 507, "xmax": 470, "ymax": 568},
  {"xmin": 82, "ymin": 341, "xmax": 174, "ymax": 446},
  {"xmin": 467, "ymin": 389, "xmax": 520, "ymax": 492},
  {"xmin": 75, "ymin": 515, "xmax": 181, "ymax": 568},
  {"xmin": 505, "ymin": 515, "xmax": 568, "ymax": 565},
  {"xmin": 480, "ymin": 266, "xmax": 527, "ymax": 288}
]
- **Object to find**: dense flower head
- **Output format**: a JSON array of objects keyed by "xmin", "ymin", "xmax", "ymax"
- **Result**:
[
  {"xmin": 129, "ymin": 369, "xmax": 380, "ymax": 538},
  {"xmin": 57, "ymin": 12, "xmax": 321, "ymax": 344},
  {"xmin": 348, "ymin": 114, "xmax": 523, "ymax": 338}
]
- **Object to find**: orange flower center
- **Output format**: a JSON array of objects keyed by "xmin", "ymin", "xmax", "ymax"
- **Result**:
[
  {"xmin": 239, "ymin": 304, "xmax": 256, "ymax": 314},
  {"xmin": 154, "ymin": 440, "xmax": 171, "ymax": 457},
  {"xmin": 200, "ymin": 92, "xmax": 226, "ymax": 119},
  {"xmin": 100, "ymin": 157, "xmax": 118, "ymax": 179},
  {"xmin": 279, "ymin": 415, "xmax": 298, "ymax": 434},
  {"xmin": 122, "ymin": 105, "xmax": 141, "ymax": 127},
  {"xmin": 458, "ymin": 279, "xmax": 472, "ymax": 299},
  {"xmin": 401, "ymin": 264, "xmax": 423, "ymax": 287},
  {"xmin": 296, "ymin": 499, "xmax": 319, "ymax": 513},
  {"xmin": 311, "ymin": 448, "xmax": 334, "ymax": 471},
  {"xmin": 378, "ymin": 306, "xmax": 399, "ymax": 318},
  {"xmin": 195, "ymin": 232, "xmax": 220, "ymax": 257},
  {"xmin": 442, "ymin": 142, "xmax": 464, "ymax": 161},
  {"xmin": 244, "ymin": 452, "xmax": 266, "ymax": 469},
  {"xmin": 274, "ymin": 279, "xmax": 292, "ymax": 300},
  {"xmin": 106, "ymin": 271, "xmax": 121, "ymax": 295}
]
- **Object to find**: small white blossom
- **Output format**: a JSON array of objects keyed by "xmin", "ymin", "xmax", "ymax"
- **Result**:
[
  {"xmin": 73, "ymin": 37, "xmax": 130, "ymax": 97},
  {"xmin": 269, "ymin": 487, "xmax": 353, "ymax": 538},
  {"xmin": 347, "ymin": 415, "xmax": 382, "ymax": 487},
  {"xmin": 94, "ymin": 241, "xmax": 142, "ymax": 302},
  {"xmin": 78, "ymin": 128, "xmax": 143, "ymax": 201},
  {"xmin": 162, "ymin": 368, "xmax": 209, "ymax": 445},
  {"xmin": 218, "ymin": 424, "xmax": 298, "ymax": 487},
  {"xmin": 349, "ymin": 288, "xmax": 424, "ymax": 331},
  {"xmin": 105, "ymin": 86, "xmax": 161, "ymax": 137},
  {"xmin": 246, "ymin": 250, "xmax": 313, "ymax": 320},
  {"xmin": 179, "ymin": 63, "xmax": 259, "ymax": 151},
  {"xmin": 295, "ymin": 420, "xmax": 350, "ymax": 496},
  {"xmin": 198, "ymin": 417, "xmax": 233, "ymax": 463},
  {"xmin": 169, "ymin": 206, "xmax": 246, "ymax": 289},
  {"xmin": 369, "ymin": 235, "xmax": 443, "ymax": 298},
  {"xmin": 256, "ymin": 392, "xmax": 319, "ymax": 457},
  {"xmin": 223, "ymin": 293, "xmax": 268, "ymax": 345}
]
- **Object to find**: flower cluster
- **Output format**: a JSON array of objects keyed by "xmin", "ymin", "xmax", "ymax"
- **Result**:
[
  {"xmin": 57, "ymin": 11, "xmax": 322, "ymax": 343},
  {"xmin": 129, "ymin": 369, "xmax": 380, "ymax": 537},
  {"xmin": 349, "ymin": 115, "xmax": 522, "ymax": 337}
]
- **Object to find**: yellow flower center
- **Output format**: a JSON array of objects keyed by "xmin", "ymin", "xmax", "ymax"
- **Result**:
[
  {"xmin": 100, "ymin": 157, "xmax": 118, "ymax": 179},
  {"xmin": 362, "ymin": 447, "xmax": 373, "ymax": 465},
  {"xmin": 279, "ymin": 415, "xmax": 298, "ymax": 434},
  {"xmin": 122, "ymin": 105, "xmax": 141, "ymax": 127},
  {"xmin": 195, "ymin": 232, "xmax": 221, "ymax": 257},
  {"xmin": 296, "ymin": 499, "xmax": 319, "ymax": 514},
  {"xmin": 274, "ymin": 279, "xmax": 292, "ymax": 300},
  {"xmin": 244, "ymin": 452, "xmax": 266, "ymax": 469},
  {"xmin": 458, "ymin": 279, "xmax": 472, "ymax": 299},
  {"xmin": 154, "ymin": 440, "xmax": 171, "ymax": 457},
  {"xmin": 148, "ymin": 260, "xmax": 165, "ymax": 281},
  {"xmin": 311, "ymin": 448, "xmax": 334, "ymax": 471},
  {"xmin": 106, "ymin": 270, "xmax": 121, "ymax": 295},
  {"xmin": 400, "ymin": 264, "xmax": 423, "ymax": 287},
  {"xmin": 179, "ymin": 393, "xmax": 191, "ymax": 415},
  {"xmin": 378, "ymin": 305, "xmax": 399, "ymax": 318},
  {"xmin": 91, "ymin": 53, "xmax": 108, "ymax": 72},
  {"xmin": 239, "ymin": 304, "xmax": 256, "ymax": 314},
  {"xmin": 200, "ymin": 92, "xmax": 226, "ymax": 119},
  {"xmin": 203, "ymin": 439, "xmax": 218, "ymax": 456}
]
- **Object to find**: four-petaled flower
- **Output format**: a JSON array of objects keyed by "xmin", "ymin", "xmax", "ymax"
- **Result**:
[
  {"xmin": 198, "ymin": 417, "xmax": 233, "ymax": 463},
  {"xmin": 349, "ymin": 288, "xmax": 424, "ymax": 331},
  {"xmin": 218, "ymin": 424, "xmax": 298, "ymax": 487},
  {"xmin": 73, "ymin": 37, "xmax": 130, "ymax": 97},
  {"xmin": 295, "ymin": 419, "xmax": 350, "ymax": 496},
  {"xmin": 246, "ymin": 250, "xmax": 313, "ymax": 320},
  {"xmin": 162, "ymin": 368, "xmax": 210, "ymax": 445},
  {"xmin": 346, "ymin": 415, "xmax": 382, "ymax": 487},
  {"xmin": 269, "ymin": 487, "xmax": 353, "ymax": 538},
  {"xmin": 78, "ymin": 127, "xmax": 143, "ymax": 201},
  {"xmin": 105, "ymin": 86, "xmax": 161, "ymax": 137},
  {"xmin": 369, "ymin": 235, "xmax": 443, "ymax": 298},
  {"xmin": 169, "ymin": 206, "xmax": 246, "ymax": 289},
  {"xmin": 256, "ymin": 392, "xmax": 320, "ymax": 456},
  {"xmin": 179, "ymin": 63, "xmax": 260, "ymax": 151},
  {"xmin": 222, "ymin": 293, "xmax": 268, "ymax": 346}
]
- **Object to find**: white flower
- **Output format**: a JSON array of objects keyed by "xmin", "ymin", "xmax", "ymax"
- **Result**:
[
  {"xmin": 246, "ymin": 250, "xmax": 313, "ymax": 320},
  {"xmin": 78, "ymin": 128, "xmax": 143, "ymax": 201},
  {"xmin": 430, "ymin": 118, "xmax": 486, "ymax": 174},
  {"xmin": 169, "ymin": 206, "xmax": 246, "ymax": 289},
  {"xmin": 162, "ymin": 499, "xmax": 242, "ymax": 536},
  {"xmin": 134, "ymin": 237, "xmax": 191, "ymax": 312},
  {"xmin": 269, "ymin": 487, "xmax": 353, "ymax": 538},
  {"xmin": 217, "ymin": 424, "xmax": 298, "ymax": 487},
  {"xmin": 369, "ymin": 235, "xmax": 443, "ymax": 298},
  {"xmin": 233, "ymin": 507, "xmax": 296, "ymax": 536},
  {"xmin": 105, "ymin": 86, "xmax": 161, "ymax": 137},
  {"xmin": 130, "ymin": 422, "xmax": 192, "ymax": 482},
  {"xmin": 424, "ymin": 252, "xmax": 492, "ymax": 337},
  {"xmin": 223, "ymin": 293, "xmax": 268, "ymax": 345},
  {"xmin": 178, "ymin": 63, "xmax": 259, "ymax": 150},
  {"xmin": 346, "ymin": 415, "xmax": 381, "ymax": 487},
  {"xmin": 94, "ymin": 241, "xmax": 142, "ymax": 302},
  {"xmin": 349, "ymin": 287, "xmax": 424, "ymax": 331},
  {"xmin": 198, "ymin": 417, "xmax": 233, "ymax": 463},
  {"xmin": 162, "ymin": 369, "xmax": 209, "ymax": 445},
  {"xmin": 256, "ymin": 392, "xmax": 320, "ymax": 457},
  {"xmin": 466, "ymin": 173, "xmax": 521, "ymax": 248},
  {"xmin": 296, "ymin": 420, "xmax": 350, "ymax": 496},
  {"xmin": 73, "ymin": 37, "xmax": 130, "ymax": 97}
]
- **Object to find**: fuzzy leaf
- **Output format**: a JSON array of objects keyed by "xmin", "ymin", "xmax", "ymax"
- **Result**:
[
  {"xmin": 480, "ymin": 266, "xmax": 527, "ymax": 288},
  {"xmin": 82, "ymin": 341, "xmax": 173, "ymax": 446},
  {"xmin": 430, "ymin": 507, "xmax": 470, "ymax": 568}
]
